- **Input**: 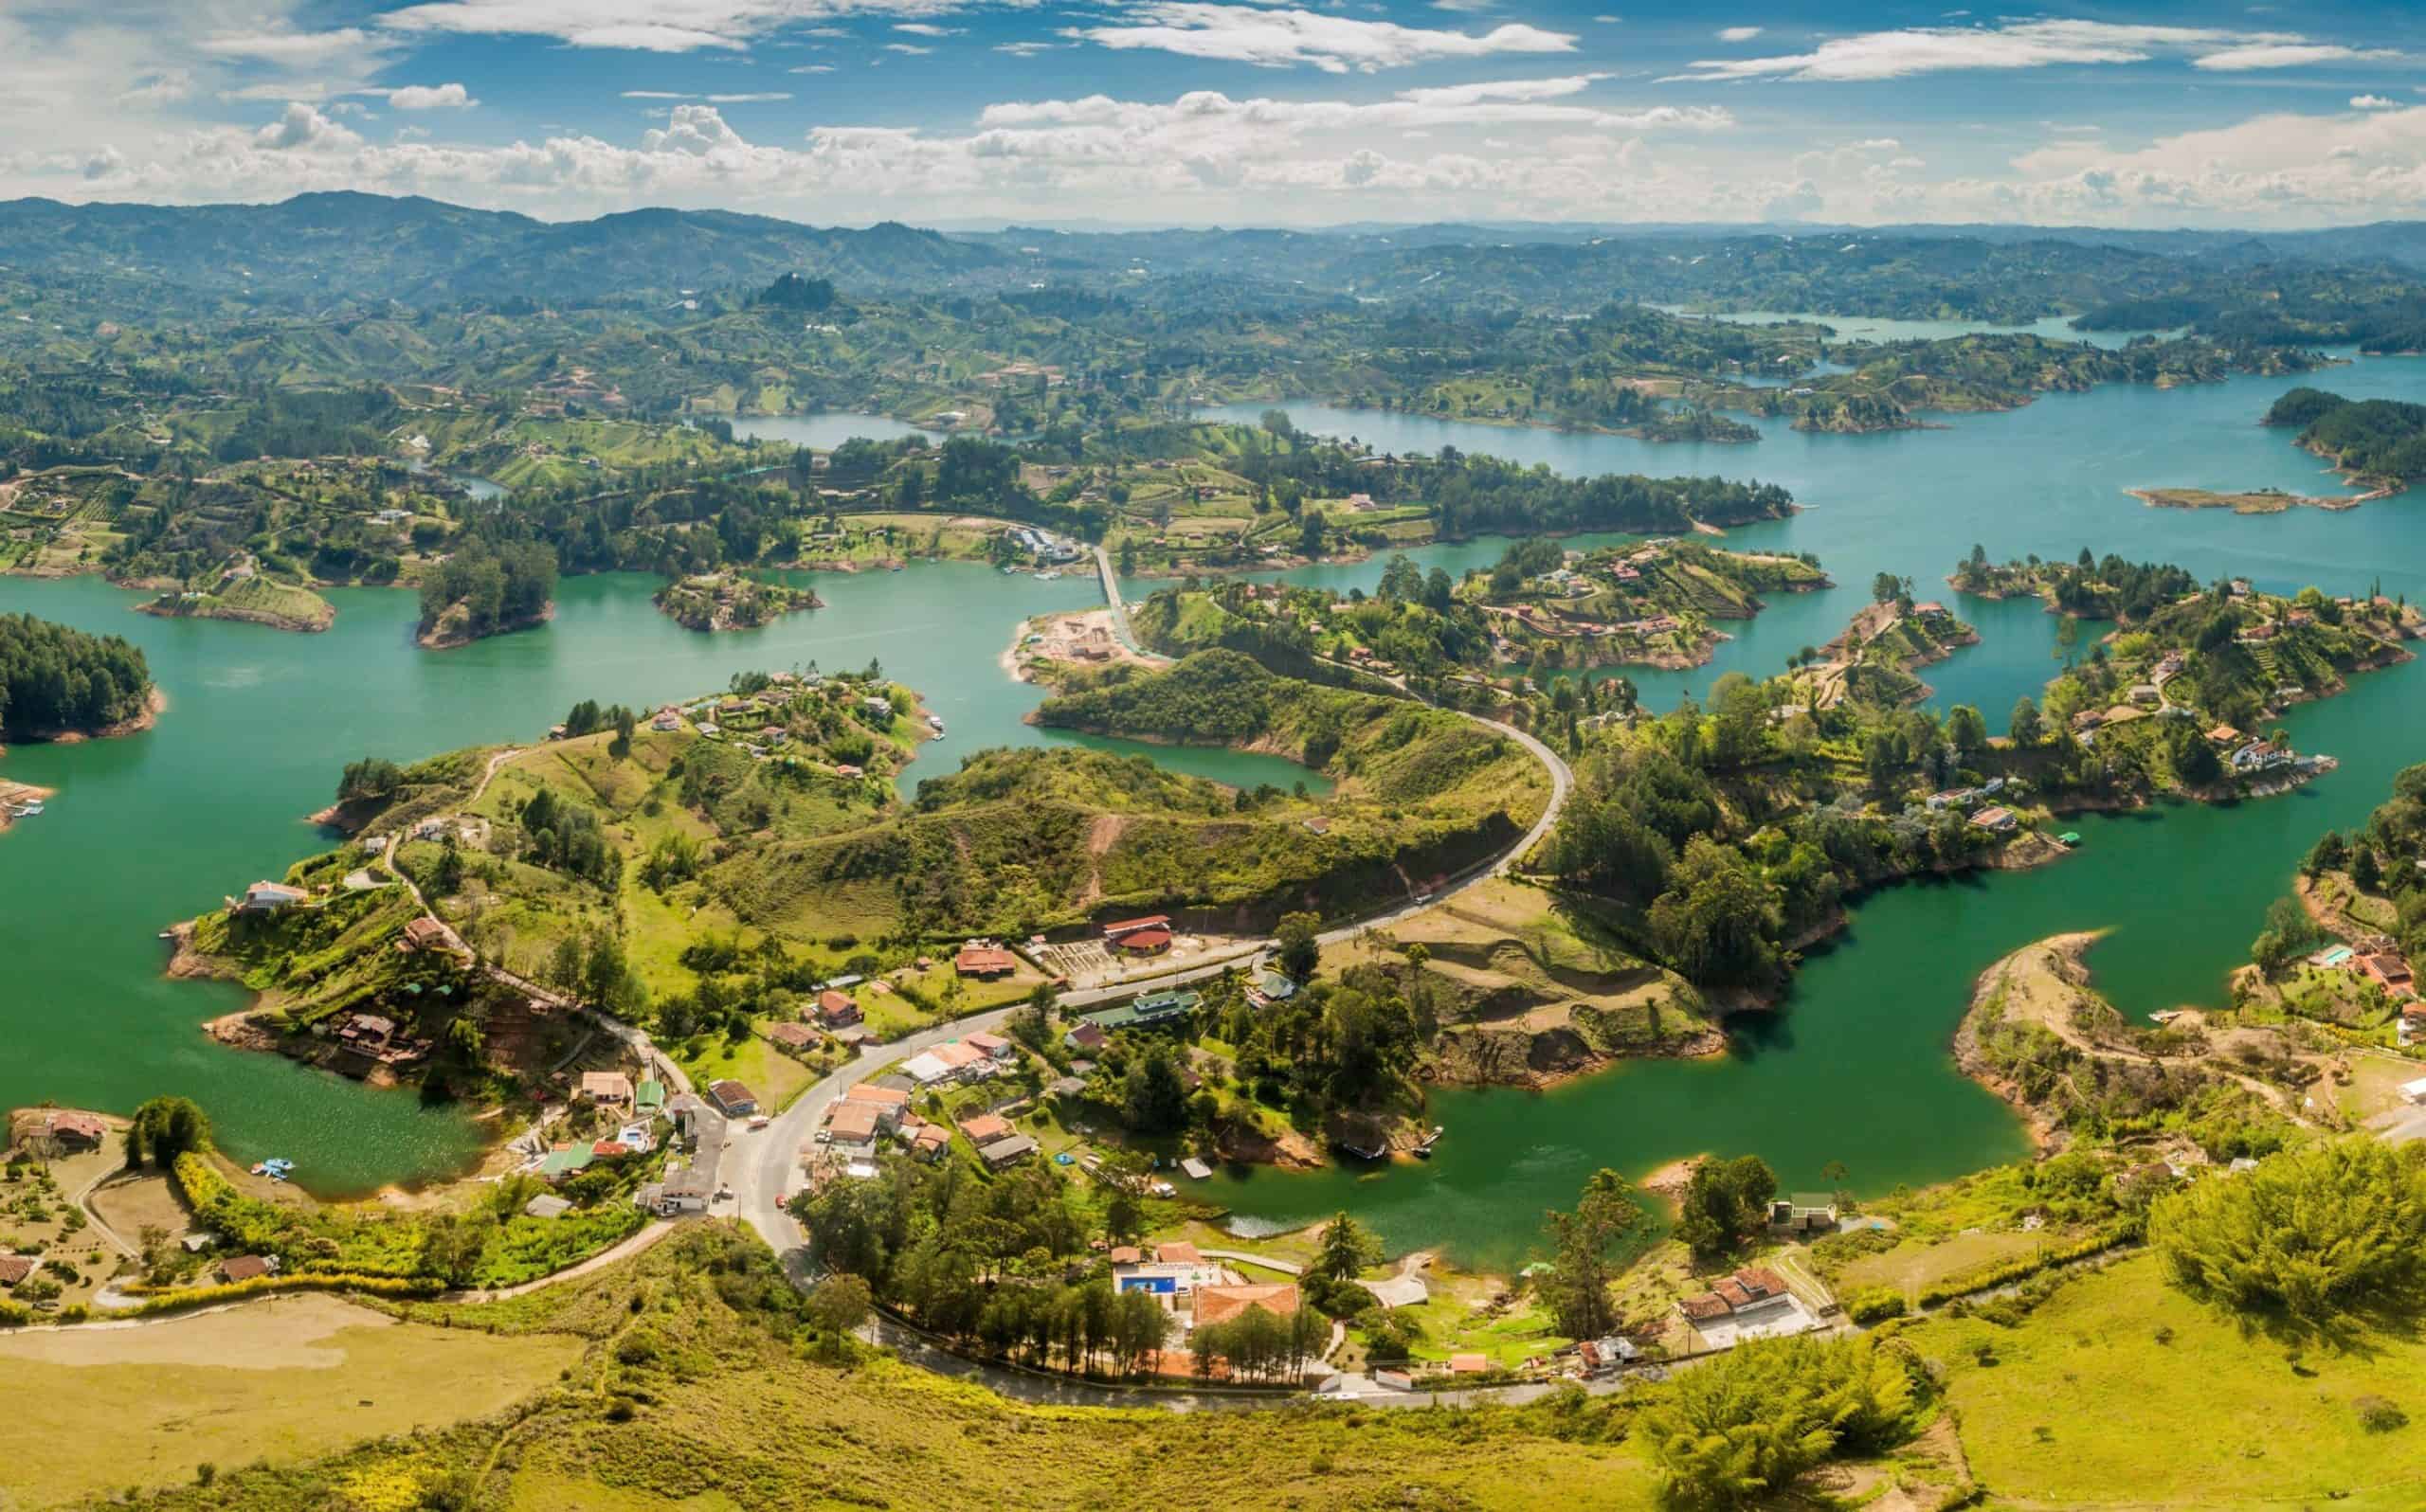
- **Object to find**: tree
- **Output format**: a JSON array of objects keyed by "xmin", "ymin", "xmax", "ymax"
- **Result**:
[
  {"xmin": 1944, "ymin": 704, "xmax": 1987, "ymax": 757},
  {"xmin": 1649, "ymin": 839, "xmax": 1783, "ymax": 986},
  {"xmin": 2352, "ymin": 843, "xmax": 2382, "ymax": 891},
  {"xmin": 806, "ymin": 1273, "xmax": 873, "ymax": 1338},
  {"xmin": 126, "ymin": 1096, "xmax": 211, "ymax": 1167},
  {"xmin": 1673, "ymin": 1155, "xmax": 1777, "ymax": 1260},
  {"xmin": 1869, "ymin": 571, "xmax": 1910, "ymax": 606},
  {"xmin": 1312, "ymin": 1211, "xmax": 1383, "ymax": 1284},
  {"xmin": 1538, "ymin": 1168, "xmax": 1647, "ymax": 1340},
  {"xmin": 2008, "ymin": 695, "xmax": 2043, "ymax": 749},
  {"xmin": 1275, "ymin": 911, "xmax": 1321, "ymax": 981},
  {"xmin": 1120, "ymin": 1043, "xmax": 1190, "ymax": 1133}
]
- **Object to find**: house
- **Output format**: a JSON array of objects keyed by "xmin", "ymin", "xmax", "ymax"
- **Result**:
[
  {"xmin": 580, "ymin": 1071, "xmax": 634, "ymax": 1107},
  {"xmin": 1077, "ymin": 991, "xmax": 1203, "ymax": 1036},
  {"xmin": 34, "ymin": 1109, "xmax": 109, "ymax": 1150},
  {"xmin": 1969, "ymin": 806, "xmax": 2019, "ymax": 835},
  {"xmin": 1579, "ymin": 1337, "xmax": 1638, "ymax": 1376},
  {"xmin": 2232, "ymin": 741, "xmax": 2296, "ymax": 776},
  {"xmin": 1193, "ymin": 1282, "xmax": 1301, "ymax": 1329},
  {"xmin": 954, "ymin": 945, "xmax": 1017, "ymax": 979},
  {"xmin": 1155, "ymin": 1241, "xmax": 1202, "ymax": 1264},
  {"xmin": 766, "ymin": 1022, "xmax": 821, "ymax": 1051},
  {"xmin": 911, "ymin": 1123, "xmax": 953, "ymax": 1161},
  {"xmin": 1101, "ymin": 914, "xmax": 1171, "ymax": 943},
  {"xmin": 2127, "ymin": 683, "xmax": 2162, "ymax": 707},
  {"xmin": 979, "ymin": 1134, "xmax": 1040, "ymax": 1170},
  {"xmin": 1447, "ymin": 1353, "xmax": 1490, "ymax": 1375},
  {"xmin": 400, "ymin": 916, "xmax": 452, "ymax": 953},
  {"xmin": 650, "ymin": 708, "xmax": 682, "ymax": 732},
  {"xmin": 1063, "ymin": 1022, "xmax": 1109, "ymax": 1053},
  {"xmin": 0, "ymin": 1256, "xmax": 32, "ymax": 1287},
  {"xmin": 958, "ymin": 1112, "xmax": 1014, "ymax": 1145},
  {"xmin": 2205, "ymin": 724, "xmax": 2242, "ymax": 747},
  {"xmin": 1768, "ymin": 1193, "xmax": 1838, "ymax": 1233},
  {"xmin": 1049, "ymin": 1074, "xmax": 1088, "ymax": 1100},
  {"xmin": 239, "ymin": 880, "xmax": 307, "ymax": 913},
  {"xmin": 815, "ymin": 989, "xmax": 862, "ymax": 1027},
  {"xmin": 1675, "ymin": 1265, "xmax": 1815, "ymax": 1347},
  {"xmin": 219, "ymin": 1254, "xmax": 281, "ymax": 1285},
  {"xmin": 709, "ymin": 1080, "xmax": 758, "ymax": 1118},
  {"xmin": 841, "ymin": 1083, "xmax": 910, "ymax": 1130},
  {"xmin": 902, "ymin": 1051, "xmax": 956, "ymax": 1085},
  {"xmin": 634, "ymin": 1079, "xmax": 666, "ymax": 1117},
  {"xmin": 538, "ymin": 1145, "xmax": 595, "ymax": 1180},
  {"xmin": 1246, "ymin": 971, "xmax": 1298, "ymax": 1007},
  {"xmin": 2399, "ymin": 1005, "xmax": 2426, "ymax": 1047},
  {"xmin": 2362, "ymin": 953, "xmax": 2416, "ymax": 997},
  {"xmin": 824, "ymin": 1101, "xmax": 881, "ymax": 1149},
  {"xmin": 861, "ymin": 694, "xmax": 896, "ymax": 721},
  {"xmin": 965, "ymin": 1031, "xmax": 1014, "ymax": 1060},
  {"xmin": 335, "ymin": 1013, "xmax": 396, "ymax": 1053}
]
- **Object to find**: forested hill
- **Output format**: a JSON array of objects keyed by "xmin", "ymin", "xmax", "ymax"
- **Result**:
[
  {"xmin": 0, "ymin": 194, "xmax": 1003, "ymax": 306},
  {"xmin": 2265, "ymin": 387, "xmax": 2426, "ymax": 481},
  {"xmin": 0, "ymin": 612, "xmax": 152, "ymax": 740}
]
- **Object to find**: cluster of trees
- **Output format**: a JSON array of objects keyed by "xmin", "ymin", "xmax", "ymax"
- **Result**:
[
  {"xmin": 1674, "ymin": 1155, "xmax": 1779, "ymax": 1260},
  {"xmin": 1950, "ymin": 546, "xmax": 2200, "ymax": 623},
  {"xmin": 1638, "ymin": 1333, "xmax": 1925, "ymax": 1509},
  {"xmin": 418, "ymin": 537, "xmax": 556, "ymax": 639},
  {"xmin": 0, "ymin": 612, "xmax": 152, "ymax": 740},
  {"xmin": 790, "ymin": 1153, "xmax": 1199, "ymax": 1377},
  {"xmin": 516, "ymin": 786, "xmax": 622, "ymax": 888},
  {"xmin": 2150, "ymin": 1139, "xmax": 2426, "ymax": 1330},
  {"xmin": 2269, "ymin": 388, "xmax": 2426, "ymax": 479}
]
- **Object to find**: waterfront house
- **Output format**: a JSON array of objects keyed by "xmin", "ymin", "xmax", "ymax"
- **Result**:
[
  {"xmin": 1768, "ymin": 1193, "xmax": 1839, "ymax": 1233},
  {"xmin": 709, "ymin": 1080, "xmax": 758, "ymax": 1118},
  {"xmin": 2232, "ymin": 741, "xmax": 2296, "ymax": 775},
  {"xmin": 1969, "ymin": 806, "xmax": 2019, "ymax": 835},
  {"xmin": 35, "ymin": 1109, "xmax": 108, "ymax": 1150},
  {"xmin": 239, "ymin": 880, "xmax": 307, "ymax": 913}
]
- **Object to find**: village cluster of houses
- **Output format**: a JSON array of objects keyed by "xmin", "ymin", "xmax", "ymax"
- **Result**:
[{"xmin": 813, "ymin": 1071, "xmax": 1041, "ymax": 1175}]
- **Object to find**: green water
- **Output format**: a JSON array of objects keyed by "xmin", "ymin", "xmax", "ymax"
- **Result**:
[
  {"xmin": 12, "ymin": 364, "xmax": 2426, "ymax": 1243},
  {"xmin": 1192, "ymin": 354, "xmax": 2426, "ymax": 1267},
  {"xmin": 0, "ymin": 553, "xmax": 1319, "ymax": 1197}
]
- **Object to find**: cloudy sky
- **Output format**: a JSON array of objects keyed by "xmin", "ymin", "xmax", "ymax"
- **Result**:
[{"xmin": 4, "ymin": 1, "xmax": 2424, "ymax": 228}]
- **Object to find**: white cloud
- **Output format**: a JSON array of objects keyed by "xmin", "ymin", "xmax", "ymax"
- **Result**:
[
  {"xmin": 884, "ymin": 43, "xmax": 932, "ymax": 54},
  {"xmin": 1666, "ymin": 20, "xmax": 2363, "ymax": 82},
  {"xmin": 710, "ymin": 92, "xmax": 792, "ymax": 101},
  {"xmin": 389, "ymin": 82, "xmax": 479, "ymax": 110},
  {"xmin": 1392, "ymin": 74, "xmax": 1608, "ymax": 107},
  {"xmin": 198, "ymin": 27, "xmax": 374, "ymax": 65},
  {"xmin": 252, "ymin": 101, "xmax": 364, "ymax": 153},
  {"xmin": 641, "ymin": 102, "xmax": 750, "ymax": 154},
  {"xmin": 2353, "ymin": 94, "xmax": 2400, "ymax": 110},
  {"xmin": 894, "ymin": 22, "xmax": 958, "ymax": 36},
  {"xmin": 380, "ymin": 1, "xmax": 1012, "ymax": 53},
  {"xmin": 789, "ymin": 63, "xmax": 838, "ymax": 71},
  {"xmin": 623, "ymin": 91, "xmax": 692, "ymax": 99},
  {"xmin": 995, "ymin": 42, "xmax": 1057, "ymax": 56},
  {"xmin": 1715, "ymin": 26, "xmax": 1761, "ymax": 43},
  {"xmin": 119, "ymin": 69, "xmax": 193, "ymax": 106},
  {"xmin": 1067, "ymin": 5, "xmax": 1578, "ymax": 74},
  {"xmin": 2192, "ymin": 43, "xmax": 2396, "ymax": 71}
]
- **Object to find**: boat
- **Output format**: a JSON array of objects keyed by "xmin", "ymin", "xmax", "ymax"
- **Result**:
[
  {"xmin": 2056, "ymin": 832, "xmax": 2082, "ymax": 848},
  {"xmin": 1414, "ymin": 1125, "xmax": 1444, "ymax": 1159}
]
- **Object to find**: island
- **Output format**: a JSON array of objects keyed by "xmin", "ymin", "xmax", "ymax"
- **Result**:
[
  {"xmin": 0, "ymin": 612, "xmax": 157, "ymax": 750},
  {"xmin": 2262, "ymin": 386, "xmax": 2426, "ymax": 494},
  {"xmin": 2125, "ymin": 485, "xmax": 2377, "ymax": 514},
  {"xmin": 1787, "ymin": 591, "xmax": 1979, "ymax": 710},
  {"xmin": 1953, "ymin": 549, "xmax": 2417, "ymax": 800},
  {"xmin": 415, "ymin": 539, "xmax": 556, "ymax": 649},
  {"xmin": 652, "ymin": 571, "xmax": 822, "ymax": 632}
]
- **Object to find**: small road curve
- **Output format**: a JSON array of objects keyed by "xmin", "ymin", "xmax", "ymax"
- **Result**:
[{"xmin": 440, "ymin": 1219, "xmax": 680, "ymax": 1304}]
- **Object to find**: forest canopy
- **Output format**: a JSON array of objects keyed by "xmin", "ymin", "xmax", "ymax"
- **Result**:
[{"xmin": 0, "ymin": 612, "xmax": 153, "ymax": 740}]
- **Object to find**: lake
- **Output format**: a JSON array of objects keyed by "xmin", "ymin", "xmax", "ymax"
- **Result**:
[{"xmin": 8, "ymin": 369, "xmax": 2425, "ymax": 1257}]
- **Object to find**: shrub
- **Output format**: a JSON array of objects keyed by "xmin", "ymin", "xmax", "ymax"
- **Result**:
[
  {"xmin": 2149, "ymin": 1139, "xmax": 2426, "ymax": 1326},
  {"xmin": 2357, "ymin": 1395, "xmax": 2408, "ymax": 1434},
  {"xmin": 1844, "ymin": 1287, "xmax": 1908, "ymax": 1325}
]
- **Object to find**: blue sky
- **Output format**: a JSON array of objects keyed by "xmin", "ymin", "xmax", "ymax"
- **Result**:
[{"xmin": 3, "ymin": 1, "xmax": 2423, "ymax": 227}]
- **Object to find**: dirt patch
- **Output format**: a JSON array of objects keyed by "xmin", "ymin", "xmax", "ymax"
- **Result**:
[
  {"xmin": 0, "ymin": 1293, "xmax": 388, "ymax": 1370},
  {"xmin": 87, "ymin": 1173, "xmax": 193, "ymax": 1243}
]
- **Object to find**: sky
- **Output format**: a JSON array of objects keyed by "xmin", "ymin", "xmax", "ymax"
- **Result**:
[{"xmin": 4, "ymin": 1, "xmax": 2426, "ymax": 229}]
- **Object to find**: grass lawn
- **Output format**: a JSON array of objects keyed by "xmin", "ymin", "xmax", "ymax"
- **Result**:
[
  {"xmin": 1910, "ymin": 1252, "xmax": 2426, "ymax": 1509},
  {"xmin": 1834, "ymin": 1228, "xmax": 2063, "ymax": 1302},
  {"xmin": 2336, "ymin": 1051, "xmax": 2426, "ymax": 1122},
  {"xmin": 672, "ymin": 1033, "xmax": 818, "ymax": 1113},
  {"xmin": 0, "ymin": 1294, "xmax": 579, "ymax": 1508}
]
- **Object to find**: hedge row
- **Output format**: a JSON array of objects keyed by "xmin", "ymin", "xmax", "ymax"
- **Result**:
[
  {"xmin": 1915, "ymin": 1223, "xmax": 2139, "ymax": 1310},
  {"xmin": 119, "ymin": 1270, "xmax": 444, "ymax": 1316}
]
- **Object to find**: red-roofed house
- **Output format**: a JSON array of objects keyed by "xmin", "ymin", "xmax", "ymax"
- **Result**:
[
  {"xmin": 1101, "ymin": 914, "xmax": 1170, "ymax": 941},
  {"xmin": 815, "ymin": 990, "xmax": 861, "ymax": 1027},
  {"xmin": 958, "ymin": 1113, "xmax": 1013, "ymax": 1145},
  {"xmin": 1154, "ymin": 1241, "xmax": 1201, "ymax": 1264},
  {"xmin": 955, "ymin": 945, "xmax": 1017, "ymax": 979},
  {"xmin": 1113, "ymin": 927, "xmax": 1173, "ymax": 956},
  {"xmin": 1193, "ymin": 1282, "xmax": 1301, "ymax": 1329}
]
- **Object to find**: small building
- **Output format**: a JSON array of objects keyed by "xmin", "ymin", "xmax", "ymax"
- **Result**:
[
  {"xmin": 911, "ymin": 1123, "xmax": 953, "ymax": 1161},
  {"xmin": 0, "ymin": 1256, "xmax": 32, "ymax": 1287},
  {"xmin": 708, "ymin": 1079, "xmax": 759, "ymax": 1118},
  {"xmin": 1101, "ymin": 914, "xmax": 1171, "ymax": 943},
  {"xmin": 1063, "ymin": 1022, "xmax": 1108, "ymax": 1053},
  {"xmin": 1048, "ymin": 1074, "xmax": 1088, "ymax": 1100},
  {"xmin": 1969, "ymin": 806, "xmax": 2019, "ymax": 835},
  {"xmin": 955, "ymin": 945, "xmax": 1018, "ymax": 979},
  {"xmin": 2362, "ymin": 953, "xmax": 2416, "ymax": 998},
  {"xmin": 34, "ymin": 1109, "xmax": 109, "ymax": 1150},
  {"xmin": 219, "ymin": 1254, "xmax": 281, "ymax": 1285},
  {"xmin": 842, "ymin": 1083, "xmax": 910, "ymax": 1130},
  {"xmin": 1768, "ymin": 1193, "xmax": 1838, "ymax": 1233},
  {"xmin": 979, "ymin": 1133, "xmax": 1040, "ymax": 1170},
  {"xmin": 1155, "ymin": 1241, "xmax": 1202, "ymax": 1264},
  {"xmin": 239, "ymin": 880, "xmax": 307, "ymax": 913},
  {"xmin": 523, "ymin": 1195, "xmax": 572, "ymax": 1220},
  {"xmin": 634, "ymin": 1079, "xmax": 667, "ymax": 1117},
  {"xmin": 1078, "ymin": 991, "xmax": 1204, "ymax": 1036},
  {"xmin": 2206, "ymin": 723, "xmax": 2242, "ymax": 747},
  {"xmin": 1447, "ymin": 1353, "xmax": 1490, "ymax": 1375},
  {"xmin": 400, "ymin": 916, "xmax": 452, "ymax": 953},
  {"xmin": 538, "ymin": 1145, "xmax": 595, "ymax": 1181},
  {"xmin": 1114, "ymin": 927, "xmax": 1173, "ymax": 956},
  {"xmin": 815, "ymin": 989, "xmax": 862, "ymax": 1027},
  {"xmin": 2127, "ymin": 683, "xmax": 2162, "ymax": 707},
  {"xmin": 580, "ymin": 1071, "xmax": 634, "ymax": 1107},
  {"xmin": 965, "ymin": 1031, "xmax": 1014, "ymax": 1060}
]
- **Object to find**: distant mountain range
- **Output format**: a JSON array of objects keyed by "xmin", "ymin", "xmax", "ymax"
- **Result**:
[{"xmin": 8, "ymin": 191, "xmax": 2426, "ymax": 313}]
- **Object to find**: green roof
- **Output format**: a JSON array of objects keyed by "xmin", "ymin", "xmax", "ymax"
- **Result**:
[
  {"xmin": 635, "ymin": 1079, "xmax": 666, "ymax": 1110},
  {"xmin": 537, "ymin": 1147, "xmax": 595, "ymax": 1177}
]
